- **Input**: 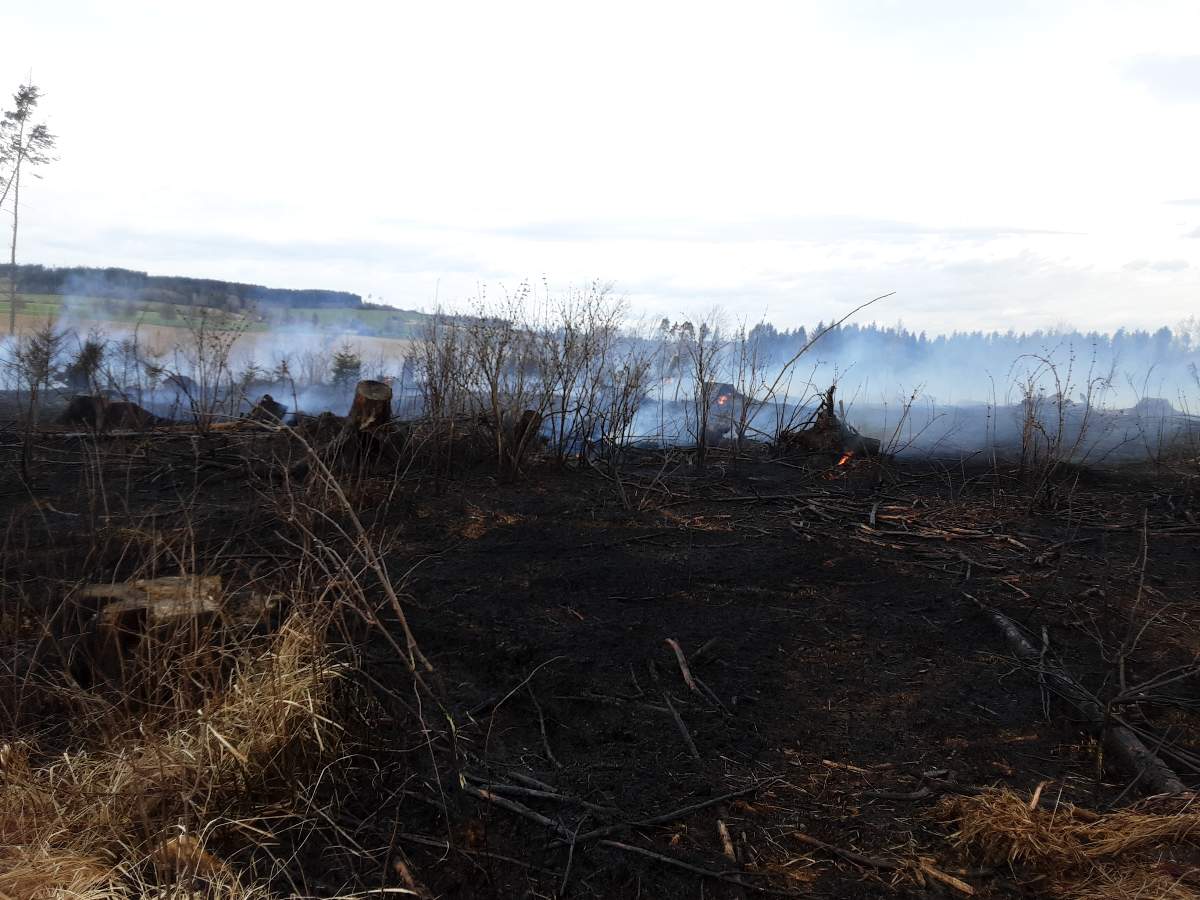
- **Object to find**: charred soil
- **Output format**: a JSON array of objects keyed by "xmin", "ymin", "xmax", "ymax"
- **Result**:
[{"xmin": 1, "ymin": 429, "xmax": 1198, "ymax": 898}]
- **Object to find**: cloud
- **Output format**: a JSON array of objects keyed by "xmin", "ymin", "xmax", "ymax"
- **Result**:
[
  {"xmin": 1185, "ymin": 226, "xmax": 1200, "ymax": 239},
  {"xmin": 1124, "ymin": 55, "xmax": 1200, "ymax": 103},
  {"xmin": 1124, "ymin": 258, "xmax": 1190, "ymax": 272},
  {"xmin": 33, "ymin": 225, "xmax": 497, "ymax": 282},
  {"xmin": 494, "ymin": 215, "xmax": 1073, "ymax": 245}
]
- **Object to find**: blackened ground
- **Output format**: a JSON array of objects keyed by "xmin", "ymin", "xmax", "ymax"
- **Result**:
[{"xmin": 1, "ymin": 429, "xmax": 1197, "ymax": 897}]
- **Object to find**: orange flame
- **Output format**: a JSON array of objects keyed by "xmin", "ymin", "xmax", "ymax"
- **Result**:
[{"xmin": 836, "ymin": 451, "xmax": 853, "ymax": 466}]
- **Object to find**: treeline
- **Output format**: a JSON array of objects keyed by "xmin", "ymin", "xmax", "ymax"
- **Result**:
[
  {"xmin": 651, "ymin": 316, "xmax": 1200, "ymax": 401},
  {"xmin": 737, "ymin": 320, "xmax": 1195, "ymax": 367},
  {"xmin": 2, "ymin": 264, "xmax": 362, "ymax": 310}
]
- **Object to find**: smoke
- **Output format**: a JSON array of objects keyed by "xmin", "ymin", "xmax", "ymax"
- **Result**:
[{"xmin": 11, "ymin": 283, "xmax": 1200, "ymax": 462}]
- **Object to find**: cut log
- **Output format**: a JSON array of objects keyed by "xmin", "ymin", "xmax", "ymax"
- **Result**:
[
  {"xmin": 348, "ymin": 380, "xmax": 392, "ymax": 431},
  {"xmin": 976, "ymin": 599, "xmax": 1186, "ymax": 796},
  {"xmin": 81, "ymin": 575, "xmax": 222, "ymax": 619},
  {"xmin": 73, "ymin": 577, "xmax": 223, "ymax": 690}
]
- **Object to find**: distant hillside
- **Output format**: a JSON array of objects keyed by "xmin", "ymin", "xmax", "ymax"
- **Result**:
[{"xmin": 0, "ymin": 264, "xmax": 362, "ymax": 311}]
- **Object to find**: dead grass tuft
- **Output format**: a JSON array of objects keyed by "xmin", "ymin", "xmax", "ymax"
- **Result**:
[
  {"xmin": 937, "ymin": 788, "xmax": 1200, "ymax": 898},
  {"xmin": 0, "ymin": 613, "xmax": 342, "ymax": 899}
]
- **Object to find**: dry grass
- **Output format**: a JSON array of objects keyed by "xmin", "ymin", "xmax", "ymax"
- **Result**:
[
  {"xmin": 0, "ymin": 613, "xmax": 342, "ymax": 899},
  {"xmin": 937, "ymin": 787, "xmax": 1200, "ymax": 898}
]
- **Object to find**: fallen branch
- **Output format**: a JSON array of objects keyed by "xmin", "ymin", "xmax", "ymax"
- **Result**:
[
  {"xmin": 969, "ymin": 596, "xmax": 1186, "ymax": 795},
  {"xmin": 466, "ymin": 778, "xmax": 797, "ymax": 894}
]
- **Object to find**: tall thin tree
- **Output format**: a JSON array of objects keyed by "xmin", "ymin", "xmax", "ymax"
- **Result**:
[{"xmin": 0, "ymin": 82, "xmax": 57, "ymax": 334}]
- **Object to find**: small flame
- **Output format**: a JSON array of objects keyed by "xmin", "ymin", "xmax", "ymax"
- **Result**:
[
  {"xmin": 836, "ymin": 451, "xmax": 853, "ymax": 466},
  {"xmin": 716, "ymin": 395, "xmax": 728, "ymax": 406}
]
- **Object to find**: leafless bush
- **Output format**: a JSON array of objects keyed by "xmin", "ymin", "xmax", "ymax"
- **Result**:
[
  {"xmin": 681, "ymin": 311, "xmax": 728, "ymax": 468},
  {"xmin": 1008, "ymin": 345, "xmax": 1113, "ymax": 505},
  {"xmin": 166, "ymin": 308, "xmax": 251, "ymax": 428},
  {"xmin": 297, "ymin": 346, "xmax": 331, "ymax": 387},
  {"xmin": 724, "ymin": 319, "xmax": 771, "ymax": 450},
  {"xmin": 540, "ymin": 281, "xmax": 625, "ymax": 465}
]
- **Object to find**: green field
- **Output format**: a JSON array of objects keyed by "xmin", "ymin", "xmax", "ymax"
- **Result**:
[{"xmin": 0, "ymin": 293, "xmax": 428, "ymax": 337}]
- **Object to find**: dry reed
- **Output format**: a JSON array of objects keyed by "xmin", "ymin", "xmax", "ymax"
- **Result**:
[{"xmin": 937, "ymin": 787, "xmax": 1200, "ymax": 899}]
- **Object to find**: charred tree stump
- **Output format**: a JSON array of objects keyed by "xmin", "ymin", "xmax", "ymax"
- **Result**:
[
  {"xmin": 247, "ymin": 393, "xmax": 287, "ymax": 423},
  {"xmin": 348, "ymin": 380, "xmax": 393, "ymax": 431},
  {"xmin": 61, "ymin": 394, "xmax": 107, "ymax": 429},
  {"xmin": 327, "ymin": 380, "xmax": 397, "ymax": 471},
  {"xmin": 60, "ymin": 395, "xmax": 162, "ymax": 431}
]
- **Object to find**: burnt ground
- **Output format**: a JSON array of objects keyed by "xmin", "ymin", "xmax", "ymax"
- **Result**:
[{"xmin": 1, "ymin": 424, "xmax": 1198, "ymax": 897}]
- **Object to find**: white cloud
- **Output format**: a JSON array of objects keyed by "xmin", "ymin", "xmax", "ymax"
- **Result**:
[
  {"xmin": 2, "ymin": 1, "xmax": 1200, "ymax": 334},
  {"xmin": 1124, "ymin": 54, "xmax": 1200, "ymax": 103}
]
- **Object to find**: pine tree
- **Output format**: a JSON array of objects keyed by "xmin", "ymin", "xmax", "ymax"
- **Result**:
[{"xmin": 331, "ymin": 343, "xmax": 362, "ymax": 389}]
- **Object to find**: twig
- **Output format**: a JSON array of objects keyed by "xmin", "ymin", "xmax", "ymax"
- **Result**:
[
  {"xmin": 664, "ymin": 637, "xmax": 701, "ymax": 695},
  {"xmin": 598, "ymin": 840, "xmax": 798, "ymax": 896},
  {"xmin": 528, "ymin": 685, "xmax": 562, "ymax": 769},
  {"xmin": 392, "ymin": 831, "xmax": 559, "ymax": 876},
  {"xmin": 566, "ymin": 779, "xmax": 782, "ymax": 845},
  {"xmin": 793, "ymin": 831, "xmax": 898, "ymax": 870},
  {"xmin": 462, "ymin": 776, "xmax": 617, "ymax": 815},
  {"xmin": 662, "ymin": 690, "xmax": 701, "ymax": 760},
  {"xmin": 559, "ymin": 815, "xmax": 588, "ymax": 896},
  {"xmin": 461, "ymin": 783, "xmax": 573, "ymax": 840}
]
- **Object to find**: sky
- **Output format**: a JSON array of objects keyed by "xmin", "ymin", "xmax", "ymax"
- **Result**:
[{"xmin": 3, "ymin": 0, "xmax": 1200, "ymax": 334}]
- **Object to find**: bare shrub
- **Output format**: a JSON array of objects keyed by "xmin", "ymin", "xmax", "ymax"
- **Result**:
[
  {"xmin": 681, "ymin": 311, "xmax": 728, "ymax": 468},
  {"xmin": 1008, "ymin": 345, "xmax": 1114, "ymax": 505},
  {"xmin": 166, "ymin": 308, "xmax": 251, "ymax": 428},
  {"xmin": 726, "ymin": 319, "xmax": 771, "ymax": 450},
  {"xmin": 539, "ymin": 281, "xmax": 625, "ymax": 464}
]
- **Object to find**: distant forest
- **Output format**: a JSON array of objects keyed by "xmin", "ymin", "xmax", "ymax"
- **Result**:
[
  {"xmin": 728, "ymin": 318, "xmax": 1200, "ymax": 401},
  {"xmin": 2, "ymin": 264, "xmax": 363, "ymax": 310}
]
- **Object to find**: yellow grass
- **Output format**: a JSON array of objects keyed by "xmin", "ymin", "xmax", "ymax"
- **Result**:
[
  {"xmin": 0, "ymin": 615, "xmax": 342, "ymax": 899},
  {"xmin": 937, "ymin": 788, "xmax": 1200, "ymax": 899}
]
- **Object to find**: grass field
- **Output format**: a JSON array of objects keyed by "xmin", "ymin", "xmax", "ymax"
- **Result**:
[{"xmin": 0, "ymin": 293, "xmax": 428, "ymax": 337}]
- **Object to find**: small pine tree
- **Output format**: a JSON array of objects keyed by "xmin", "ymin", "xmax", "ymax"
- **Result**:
[
  {"xmin": 65, "ymin": 334, "xmax": 106, "ymax": 393},
  {"xmin": 330, "ymin": 343, "xmax": 362, "ymax": 389}
]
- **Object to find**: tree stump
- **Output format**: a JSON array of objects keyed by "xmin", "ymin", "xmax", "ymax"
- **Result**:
[
  {"xmin": 322, "ymin": 380, "xmax": 396, "ymax": 472},
  {"xmin": 248, "ymin": 393, "xmax": 288, "ymax": 423},
  {"xmin": 104, "ymin": 400, "xmax": 159, "ymax": 430},
  {"xmin": 61, "ymin": 394, "xmax": 107, "ymax": 428},
  {"xmin": 348, "ymin": 380, "xmax": 392, "ymax": 431}
]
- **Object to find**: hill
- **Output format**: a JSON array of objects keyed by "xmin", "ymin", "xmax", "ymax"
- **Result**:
[{"xmin": 0, "ymin": 264, "xmax": 363, "ymax": 311}]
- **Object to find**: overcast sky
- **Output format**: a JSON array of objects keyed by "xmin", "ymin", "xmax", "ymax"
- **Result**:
[{"xmin": 4, "ymin": 1, "xmax": 1200, "ymax": 333}]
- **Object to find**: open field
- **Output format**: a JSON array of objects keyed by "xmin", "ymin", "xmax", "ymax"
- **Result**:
[
  {"xmin": 1, "ymin": 295, "xmax": 416, "ymax": 370},
  {"xmin": 1, "ymin": 411, "xmax": 1197, "ymax": 898},
  {"xmin": 0, "ymin": 293, "xmax": 426, "ymax": 338}
]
